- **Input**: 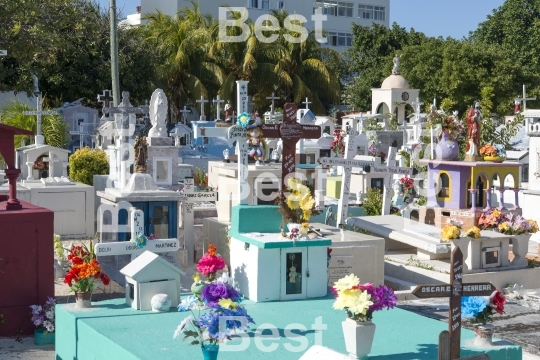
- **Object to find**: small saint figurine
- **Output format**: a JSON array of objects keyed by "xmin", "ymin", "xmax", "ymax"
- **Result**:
[
  {"xmin": 224, "ymin": 101, "xmax": 233, "ymax": 122},
  {"xmin": 289, "ymin": 265, "xmax": 297, "ymax": 283},
  {"xmin": 392, "ymin": 54, "xmax": 401, "ymax": 75},
  {"xmin": 465, "ymin": 101, "xmax": 482, "ymax": 161},
  {"xmin": 134, "ymin": 136, "xmax": 148, "ymax": 173}
]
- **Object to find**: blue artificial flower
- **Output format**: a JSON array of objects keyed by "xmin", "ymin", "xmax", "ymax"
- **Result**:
[
  {"xmin": 494, "ymin": 144, "xmax": 506, "ymax": 158},
  {"xmin": 194, "ymin": 305, "xmax": 255, "ymax": 340},
  {"xmin": 177, "ymin": 295, "xmax": 198, "ymax": 312},
  {"xmin": 133, "ymin": 232, "xmax": 147, "ymax": 248},
  {"xmin": 461, "ymin": 296, "xmax": 488, "ymax": 318},
  {"xmin": 237, "ymin": 112, "xmax": 251, "ymax": 128}
]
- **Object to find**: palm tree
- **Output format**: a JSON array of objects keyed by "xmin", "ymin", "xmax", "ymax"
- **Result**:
[
  {"xmin": 0, "ymin": 99, "xmax": 69, "ymax": 148},
  {"xmin": 143, "ymin": 3, "xmax": 222, "ymax": 122},
  {"xmin": 271, "ymin": 10, "xmax": 341, "ymax": 114}
]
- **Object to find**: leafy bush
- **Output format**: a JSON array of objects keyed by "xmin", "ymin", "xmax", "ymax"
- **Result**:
[
  {"xmin": 363, "ymin": 188, "xmax": 383, "ymax": 216},
  {"xmin": 68, "ymin": 147, "xmax": 108, "ymax": 186}
]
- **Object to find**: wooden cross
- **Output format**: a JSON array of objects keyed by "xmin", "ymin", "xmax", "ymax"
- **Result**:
[
  {"xmin": 179, "ymin": 106, "xmax": 191, "ymax": 125},
  {"xmin": 213, "ymin": 95, "xmax": 225, "ymax": 120},
  {"xmin": 22, "ymin": 91, "xmax": 58, "ymax": 146},
  {"xmin": 181, "ymin": 177, "xmax": 218, "ymax": 263},
  {"xmin": 266, "ymin": 92, "xmax": 279, "ymax": 115},
  {"xmin": 302, "ymin": 97, "xmax": 312, "ymax": 110},
  {"xmin": 438, "ymin": 331, "xmax": 490, "ymax": 360},
  {"xmin": 196, "ymin": 95, "xmax": 209, "ymax": 120},
  {"xmin": 102, "ymin": 91, "xmax": 149, "ymax": 189},
  {"xmin": 515, "ymin": 84, "xmax": 536, "ymax": 112},
  {"xmin": 412, "ymin": 247, "xmax": 496, "ymax": 360},
  {"xmin": 259, "ymin": 103, "xmax": 321, "ymax": 190}
]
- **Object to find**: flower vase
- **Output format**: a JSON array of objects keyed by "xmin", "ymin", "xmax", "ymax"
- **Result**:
[
  {"xmin": 287, "ymin": 223, "xmax": 301, "ymax": 233},
  {"xmin": 483, "ymin": 156, "xmax": 506, "ymax": 163},
  {"xmin": 511, "ymin": 234, "xmax": 532, "ymax": 267},
  {"xmin": 201, "ymin": 344, "xmax": 219, "ymax": 360},
  {"xmin": 191, "ymin": 282, "xmax": 206, "ymax": 305},
  {"xmin": 473, "ymin": 324, "xmax": 494, "ymax": 347},
  {"xmin": 74, "ymin": 291, "xmax": 92, "ymax": 308},
  {"xmin": 342, "ymin": 318, "xmax": 376, "ymax": 359},
  {"xmin": 34, "ymin": 328, "xmax": 55, "ymax": 345},
  {"xmin": 435, "ymin": 131, "xmax": 459, "ymax": 161}
]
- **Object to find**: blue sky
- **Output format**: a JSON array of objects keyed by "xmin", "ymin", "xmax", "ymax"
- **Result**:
[{"xmin": 98, "ymin": 0, "xmax": 507, "ymax": 39}]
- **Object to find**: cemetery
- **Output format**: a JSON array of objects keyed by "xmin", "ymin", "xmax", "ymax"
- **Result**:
[{"xmin": 4, "ymin": 1, "xmax": 540, "ymax": 359}]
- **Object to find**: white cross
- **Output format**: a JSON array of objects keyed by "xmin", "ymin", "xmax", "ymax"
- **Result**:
[
  {"xmin": 411, "ymin": 97, "xmax": 424, "ymax": 122},
  {"xmin": 302, "ymin": 97, "xmax": 312, "ymax": 110},
  {"xmin": 266, "ymin": 92, "xmax": 279, "ymax": 115},
  {"xmin": 430, "ymin": 98, "xmax": 437, "ymax": 160},
  {"xmin": 179, "ymin": 106, "xmax": 191, "ymax": 125},
  {"xmin": 22, "ymin": 82, "xmax": 58, "ymax": 146},
  {"xmin": 366, "ymin": 145, "xmax": 416, "ymax": 215},
  {"xmin": 180, "ymin": 178, "xmax": 218, "ymax": 263},
  {"xmin": 196, "ymin": 95, "xmax": 209, "ymax": 120},
  {"xmin": 237, "ymin": 81, "xmax": 249, "ymax": 114},
  {"xmin": 213, "ymin": 95, "xmax": 225, "ymax": 120},
  {"xmin": 398, "ymin": 121, "xmax": 414, "ymax": 149},
  {"xmin": 515, "ymin": 84, "xmax": 536, "ymax": 112}
]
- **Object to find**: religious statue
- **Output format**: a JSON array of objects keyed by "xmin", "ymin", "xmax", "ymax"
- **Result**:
[
  {"xmin": 32, "ymin": 74, "xmax": 40, "ymax": 93},
  {"xmin": 392, "ymin": 54, "xmax": 401, "ymax": 75},
  {"xmin": 148, "ymin": 89, "xmax": 168, "ymax": 138},
  {"xmin": 356, "ymin": 190, "xmax": 364, "ymax": 205},
  {"xmin": 465, "ymin": 101, "xmax": 482, "ymax": 161},
  {"xmin": 224, "ymin": 101, "xmax": 233, "ymax": 123},
  {"xmin": 325, "ymin": 206, "xmax": 333, "ymax": 225},
  {"xmin": 289, "ymin": 265, "xmax": 297, "ymax": 283},
  {"xmin": 134, "ymin": 136, "xmax": 148, "ymax": 173},
  {"xmin": 514, "ymin": 99, "xmax": 521, "ymax": 114},
  {"xmin": 247, "ymin": 125, "xmax": 267, "ymax": 165}
]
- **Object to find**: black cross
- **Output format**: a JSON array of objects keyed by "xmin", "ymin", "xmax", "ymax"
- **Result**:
[{"xmin": 97, "ymin": 90, "xmax": 113, "ymax": 109}]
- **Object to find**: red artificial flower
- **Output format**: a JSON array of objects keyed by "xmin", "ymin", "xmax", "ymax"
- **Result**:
[
  {"xmin": 330, "ymin": 286, "xmax": 338, "ymax": 298},
  {"xmin": 490, "ymin": 290, "xmax": 506, "ymax": 315},
  {"xmin": 352, "ymin": 282, "xmax": 373, "ymax": 292},
  {"xmin": 327, "ymin": 248, "xmax": 332, "ymax": 255},
  {"xmin": 71, "ymin": 256, "xmax": 83, "ymax": 265},
  {"xmin": 100, "ymin": 273, "xmax": 110, "ymax": 286}
]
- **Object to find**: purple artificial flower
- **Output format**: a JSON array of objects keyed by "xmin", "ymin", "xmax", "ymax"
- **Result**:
[
  {"xmin": 202, "ymin": 283, "xmax": 240, "ymax": 307},
  {"xmin": 369, "ymin": 285, "xmax": 397, "ymax": 312}
]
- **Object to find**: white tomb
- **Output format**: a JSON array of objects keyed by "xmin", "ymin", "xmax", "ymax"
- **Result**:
[
  {"xmin": 16, "ymin": 144, "xmax": 70, "ymax": 183},
  {"xmin": 120, "ymin": 250, "xmax": 185, "ymax": 311}
]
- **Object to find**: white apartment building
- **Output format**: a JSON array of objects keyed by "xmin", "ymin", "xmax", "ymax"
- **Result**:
[{"xmin": 135, "ymin": 0, "xmax": 390, "ymax": 52}]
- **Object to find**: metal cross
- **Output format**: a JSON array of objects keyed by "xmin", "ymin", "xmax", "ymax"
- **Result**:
[
  {"xmin": 97, "ymin": 89, "xmax": 113, "ymax": 110},
  {"xmin": 213, "ymin": 95, "xmax": 225, "ymax": 120},
  {"xmin": 266, "ymin": 92, "xmax": 279, "ymax": 115},
  {"xmin": 196, "ymin": 95, "xmax": 209, "ymax": 119},
  {"xmin": 179, "ymin": 106, "xmax": 191, "ymax": 125},
  {"xmin": 22, "ymin": 86, "xmax": 58, "ymax": 145},
  {"xmin": 302, "ymin": 97, "xmax": 312, "ymax": 110},
  {"xmin": 515, "ymin": 84, "xmax": 536, "ymax": 112}
]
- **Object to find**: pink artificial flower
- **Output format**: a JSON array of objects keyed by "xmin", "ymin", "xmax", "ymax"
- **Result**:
[{"xmin": 196, "ymin": 253, "xmax": 226, "ymax": 276}]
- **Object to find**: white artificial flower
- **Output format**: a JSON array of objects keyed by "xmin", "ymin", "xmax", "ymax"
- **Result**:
[
  {"xmin": 173, "ymin": 315, "xmax": 194, "ymax": 339},
  {"xmin": 45, "ymin": 310, "xmax": 55, "ymax": 320},
  {"xmin": 217, "ymin": 272, "xmax": 232, "ymax": 285},
  {"xmin": 46, "ymin": 323, "xmax": 55, "ymax": 333}
]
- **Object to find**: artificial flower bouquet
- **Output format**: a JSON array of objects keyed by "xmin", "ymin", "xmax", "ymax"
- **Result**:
[
  {"xmin": 197, "ymin": 243, "xmax": 226, "ymax": 282},
  {"xmin": 441, "ymin": 218, "xmax": 463, "ymax": 242},
  {"xmin": 174, "ymin": 273, "xmax": 255, "ymax": 350},
  {"xmin": 479, "ymin": 143, "xmax": 506, "ymax": 159},
  {"xmin": 478, "ymin": 209, "xmax": 506, "ymax": 230},
  {"xmin": 465, "ymin": 226, "xmax": 481, "ymax": 239},
  {"xmin": 331, "ymin": 129, "xmax": 345, "ymax": 156},
  {"xmin": 368, "ymin": 144, "xmax": 387, "ymax": 163},
  {"xmin": 30, "ymin": 297, "xmax": 56, "ymax": 333},
  {"xmin": 63, "ymin": 241, "xmax": 110, "ymax": 293},
  {"xmin": 427, "ymin": 110, "xmax": 464, "ymax": 141},
  {"xmin": 399, "ymin": 175, "xmax": 414, "ymax": 195},
  {"xmin": 498, "ymin": 213, "xmax": 539, "ymax": 235},
  {"xmin": 276, "ymin": 177, "xmax": 320, "ymax": 229},
  {"xmin": 332, "ymin": 274, "xmax": 397, "ymax": 322},
  {"xmin": 461, "ymin": 290, "xmax": 506, "ymax": 325}
]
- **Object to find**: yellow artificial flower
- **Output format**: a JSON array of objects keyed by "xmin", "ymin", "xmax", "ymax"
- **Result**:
[
  {"xmin": 498, "ymin": 221, "xmax": 510, "ymax": 233},
  {"xmin": 333, "ymin": 274, "xmax": 360, "ymax": 291},
  {"xmin": 299, "ymin": 196, "xmax": 315, "ymax": 211},
  {"xmin": 465, "ymin": 226, "xmax": 481, "ymax": 239},
  {"xmin": 348, "ymin": 290, "xmax": 373, "ymax": 316},
  {"xmin": 441, "ymin": 225, "xmax": 460, "ymax": 241},
  {"xmin": 287, "ymin": 177, "xmax": 302, "ymax": 191},
  {"xmin": 192, "ymin": 273, "xmax": 201, "ymax": 283},
  {"xmin": 299, "ymin": 222, "xmax": 310, "ymax": 237},
  {"xmin": 528, "ymin": 220, "xmax": 539, "ymax": 233},
  {"xmin": 492, "ymin": 209, "xmax": 501, "ymax": 218},
  {"xmin": 218, "ymin": 298, "xmax": 238, "ymax": 310}
]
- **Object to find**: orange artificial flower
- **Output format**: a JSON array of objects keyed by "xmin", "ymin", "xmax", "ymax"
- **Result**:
[{"xmin": 208, "ymin": 243, "xmax": 217, "ymax": 257}]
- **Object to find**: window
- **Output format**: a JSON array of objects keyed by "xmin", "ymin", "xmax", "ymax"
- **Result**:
[
  {"xmin": 277, "ymin": 0, "xmax": 285, "ymax": 9},
  {"xmin": 437, "ymin": 173, "xmax": 450, "ymax": 198},
  {"xmin": 262, "ymin": 0, "xmax": 270, "ymax": 9},
  {"xmin": 359, "ymin": 4, "xmax": 385, "ymax": 21},
  {"xmin": 337, "ymin": 2, "xmax": 353, "ymax": 17},
  {"xmin": 250, "ymin": 0, "xmax": 259, "ymax": 8},
  {"xmin": 326, "ymin": 32, "xmax": 353, "ymax": 47},
  {"xmin": 313, "ymin": 1, "xmax": 337, "ymax": 16}
]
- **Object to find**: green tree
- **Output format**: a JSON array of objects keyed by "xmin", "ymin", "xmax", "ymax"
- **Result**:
[
  {"xmin": 69, "ymin": 147, "xmax": 109, "ymax": 185},
  {"xmin": 0, "ymin": 99, "xmax": 69, "ymax": 148}
]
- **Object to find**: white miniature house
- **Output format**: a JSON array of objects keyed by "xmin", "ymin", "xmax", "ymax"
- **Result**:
[
  {"xmin": 15, "ymin": 144, "xmax": 70, "ymax": 182},
  {"xmin": 229, "ymin": 205, "xmax": 329, "ymax": 302},
  {"xmin": 120, "ymin": 251, "xmax": 185, "ymax": 311}
]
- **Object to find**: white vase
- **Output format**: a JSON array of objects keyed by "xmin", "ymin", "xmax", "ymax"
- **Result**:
[
  {"xmin": 287, "ymin": 223, "xmax": 301, "ymax": 232},
  {"xmin": 511, "ymin": 234, "xmax": 532, "ymax": 267},
  {"xmin": 342, "ymin": 318, "xmax": 376, "ymax": 359},
  {"xmin": 473, "ymin": 324, "xmax": 494, "ymax": 347}
]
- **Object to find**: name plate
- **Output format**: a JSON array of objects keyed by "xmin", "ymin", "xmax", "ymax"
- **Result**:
[
  {"xmin": 185, "ymin": 192, "xmax": 218, "ymax": 201},
  {"xmin": 95, "ymin": 239, "xmax": 179, "ymax": 256}
]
